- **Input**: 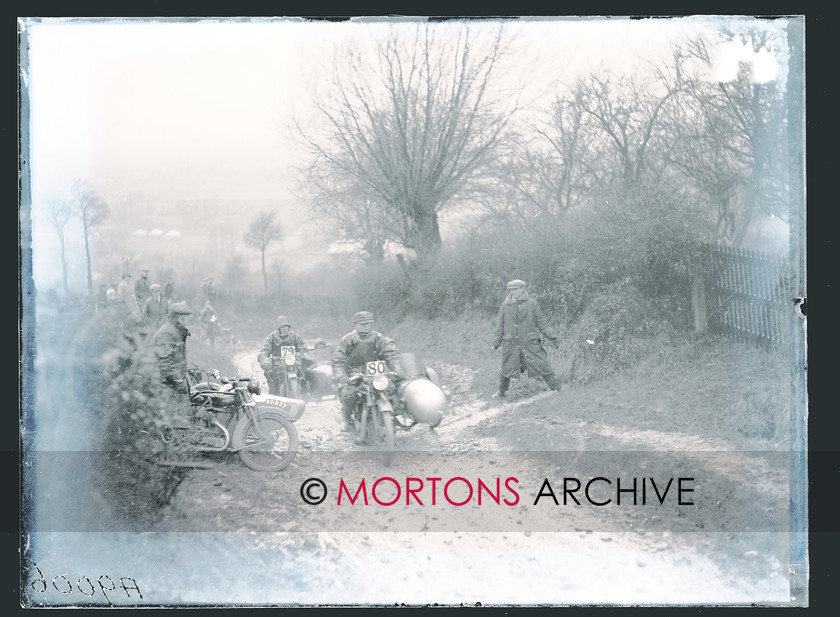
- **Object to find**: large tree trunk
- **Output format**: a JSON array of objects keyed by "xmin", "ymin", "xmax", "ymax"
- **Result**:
[
  {"xmin": 405, "ymin": 206, "xmax": 442, "ymax": 260},
  {"xmin": 261, "ymin": 250, "xmax": 267, "ymax": 293},
  {"xmin": 363, "ymin": 239, "xmax": 386, "ymax": 263}
]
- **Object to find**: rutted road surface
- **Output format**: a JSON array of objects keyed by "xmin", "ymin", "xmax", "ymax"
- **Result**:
[{"xmin": 142, "ymin": 348, "xmax": 792, "ymax": 605}]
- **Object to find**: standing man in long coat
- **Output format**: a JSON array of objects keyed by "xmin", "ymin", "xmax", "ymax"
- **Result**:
[
  {"xmin": 142, "ymin": 283, "xmax": 169, "ymax": 331},
  {"xmin": 492, "ymin": 279, "xmax": 561, "ymax": 398}
]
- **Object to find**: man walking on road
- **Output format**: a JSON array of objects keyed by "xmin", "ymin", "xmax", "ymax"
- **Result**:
[{"xmin": 492, "ymin": 279, "xmax": 561, "ymax": 399}]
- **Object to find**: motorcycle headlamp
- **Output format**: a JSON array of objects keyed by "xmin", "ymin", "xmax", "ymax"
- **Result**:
[
  {"xmin": 247, "ymin": 381, "xmax": 262, "ymax": 395},
  {"xmin": 372, "ymin": 374, "xmax": 390, "ymax": 391},
  {"xmin": 284, "ymin": 353, "xmax": 296, "ymax": 366}
]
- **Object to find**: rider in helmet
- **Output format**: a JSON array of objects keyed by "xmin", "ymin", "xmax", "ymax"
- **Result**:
[
  {"xmin": 258, "ymin": 315, "xmax": 311, "ymax": 394},
  {"xmin": 331, "ymin": 311, "xmax": 400, "ymax": 431}
]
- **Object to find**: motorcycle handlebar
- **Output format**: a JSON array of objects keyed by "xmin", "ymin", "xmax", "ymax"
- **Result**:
[
  {"xmin": 348, "ymin": 371, "xmax": 400, "ymax": 384},
  {"xmin": 220, "ymin": 376, "xmax": 251, "ymax": 384}
]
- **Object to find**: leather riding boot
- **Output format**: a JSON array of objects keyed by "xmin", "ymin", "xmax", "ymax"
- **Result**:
[
  {"xmin": 494, "ymin": 376, "xmax": 510, "ymax": 398},
  {"xmin": 544, "ymin": 372, "xmax": 561, "ymax": 391},
  {"xmin": 341, "ymin": 398, "xmax": 355, "ymax": 431}
]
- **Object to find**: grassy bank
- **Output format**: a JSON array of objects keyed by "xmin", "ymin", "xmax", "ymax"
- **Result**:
[
  {"xmin": 470, "ymin": 331, "xmax": 794, "ymax": 451},
  {"xmin": 215, "ymin": 301, "xmax": 795, "ymax": 451}
]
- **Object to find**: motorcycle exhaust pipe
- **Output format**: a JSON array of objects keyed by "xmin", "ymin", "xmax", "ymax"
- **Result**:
[{"xmin": 196, "ymin": 420, "xmax": 230, "ymax": 452}]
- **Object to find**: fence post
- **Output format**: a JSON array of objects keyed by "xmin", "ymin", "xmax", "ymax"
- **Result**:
[{"xmin": 690, "ymin": 246, "xmax": 707, "ymax": 333}]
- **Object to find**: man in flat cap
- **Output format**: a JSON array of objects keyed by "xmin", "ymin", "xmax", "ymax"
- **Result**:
[
  {"xmin": 152, "ymin": 301, "xmax": 194, "ymax": 394},
  {"xmin": 332, "ymin": 311, "xmax": 400, "ymax": 431},
  {"xmin": 142, "ymin": 283, "xmax": 169, "ymax": 331},
  {"xmin": 492, "ymin": 279, "xmax": 561, "ymax": 398}
]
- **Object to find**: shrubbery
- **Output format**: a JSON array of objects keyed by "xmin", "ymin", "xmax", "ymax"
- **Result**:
[
  {"xmin": 77, "ymin": 311, "xmax": 196, "ymax": 519},
  {"xmin": 340, "ymin": 182, "xmax": 706, "ymax": 385},
  {"xmin": 560, "ymin": 281, "xmax": 678, "ymax": 383}
]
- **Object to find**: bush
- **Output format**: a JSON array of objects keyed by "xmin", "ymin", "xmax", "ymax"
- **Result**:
[
  {"xmin": 309, "ymin": 180, "xmax": 710, "ymax": 389},
  {"xmin": 731, "ymin": 347, "xmax": 792, "ymax": 448},
  {"xmin": 76, "ymin": 311, "xmax": 199, "ymax": 519},
  {"xmin": 562, "ymin": 281, "xmax": 678, "ymax": 384}
]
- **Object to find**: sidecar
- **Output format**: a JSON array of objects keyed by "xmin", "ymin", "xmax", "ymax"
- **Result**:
[
  {"xmin": 251, "ymin": 392, "xmax": 307, "ymax": 421},
  {"xmin": 302, "ymin": 340, "xmax": 336, "ymax": 400},
  {"xmin": 394, "ymin": 353, "xmax": 448, "ymax": 428}
]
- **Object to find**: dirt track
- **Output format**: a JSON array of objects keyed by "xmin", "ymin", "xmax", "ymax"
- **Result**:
[
  {"xmin": 140, "ymin": 346, "xmax": 792, "ymax": 605},
  {"xmin": 24, "ymin": 331, "xmax": 794, "ymax": 606}
]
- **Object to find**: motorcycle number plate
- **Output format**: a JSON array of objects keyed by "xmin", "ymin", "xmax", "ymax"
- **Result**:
[
  {"xmin": 280, "ymin": 346, "xmax": 295, "ymax": 358},
  {"xmin": 365, "ymin": 360, "xmax": 387, "ymax": 376}
]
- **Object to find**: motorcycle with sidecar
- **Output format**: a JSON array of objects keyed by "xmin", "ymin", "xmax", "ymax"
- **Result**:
[{"xmin": 346, "ymin": 352, "xmax": 448, "ymax": 465}]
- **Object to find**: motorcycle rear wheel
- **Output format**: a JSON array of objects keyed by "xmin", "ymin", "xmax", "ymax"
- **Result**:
[{"xmin": 231, "ymin": 410, "xmax": 298, "ymax": 472}]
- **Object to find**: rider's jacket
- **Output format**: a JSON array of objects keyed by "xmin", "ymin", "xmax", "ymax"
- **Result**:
[
  {"xmin": 258, "ymin": 329, "xmax": 307, "ymax": 366},
  {"xmin": 153, "ymin": 316, "xmax": 190, "ymax": 386},
  {"xmin": 331, "ymin": 330, "xmax": 399, "ymax": 382},
  {"xmin": 143, "ymin": 295, "xmax": 169, "ymax": 329}
]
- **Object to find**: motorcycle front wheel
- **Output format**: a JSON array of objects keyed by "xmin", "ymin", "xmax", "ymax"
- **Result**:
[
  {"xmin": 277, "ymin": 373, "xmax": 300, "ymax": 399},
  {"xmin": 287, "ymin": 375, "xmax": 300, "ymax": 398},
  {"xmin": 367, "ymin": 407, "xmax": 395, "ymax": 467},
  {"xmin": 380, "ymin": 412, "xmax": 395, "ymax": 466},
  {"xmin": 231, "ymin": 410, "xmax": 298, "ymax": 472}
]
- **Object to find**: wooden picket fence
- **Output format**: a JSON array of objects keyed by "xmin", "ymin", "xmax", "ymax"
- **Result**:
[{"xmin": 696, "ymin": 243, "xmax": 793, "ymax": 348}]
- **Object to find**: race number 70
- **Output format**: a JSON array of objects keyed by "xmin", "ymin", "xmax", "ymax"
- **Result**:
[{"xmin": 365, "ymin": 361, "xmax": 387, "ymax": 375}]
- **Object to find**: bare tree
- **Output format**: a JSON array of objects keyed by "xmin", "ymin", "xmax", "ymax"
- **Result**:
[
  {"xmin": 121, "ymin": 254, "xmax": 136, "ymax": 273},
  {"xmin": 302, "ymin": 173, "xmax": 405, "ymax": 263},
  {"xmin": 46, "ymin": 197, "xmax": 73, "ymax": 293},
  {"xmin": 493, "ymin": 59, "xmax": 685, "ymax": 232},
  {"xmin": 298, "ymin": 21, "xmax": 521, "ymax": 261},
  {"xmin": 72, "ymin": 179, "xmax": 110, "ymax": 295},
  {"xmin": 665, "ymin": 27, "xmax": 790, "ymax": 246},
  {"xmin": 570, "ymin": 70, "xmax": 681, "ymax": 192},
  {"xmin": 243, "ymin": 210, "xmax": 283, "ymax": 293},
  {"xmin": 508, "ymin": 23, "xmax": 789, "ymax": 250},
  {"xmin": 222, "ymin": 253, "xmax": 249, "ymax": 300}
]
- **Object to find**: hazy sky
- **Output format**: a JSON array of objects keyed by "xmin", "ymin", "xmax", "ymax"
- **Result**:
[{"xmin": 20, "ymin": 16, "xmax": 789, "ymax": 291}]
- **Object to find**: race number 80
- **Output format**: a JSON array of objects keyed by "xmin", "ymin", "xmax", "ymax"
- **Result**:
[{"xmin": 365, "ymin": 361, "xmax": 387, "ymax": 375}]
